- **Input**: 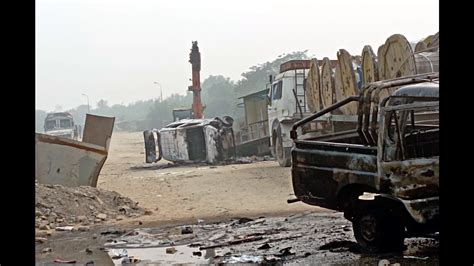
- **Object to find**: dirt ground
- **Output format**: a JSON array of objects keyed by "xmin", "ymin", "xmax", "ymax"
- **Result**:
[
  {"xmin": 35, "ymin": 131, "xmax": 439, "ymax": 265},
  {"xmin": 98, "ymin": 131, "xmax": 317, "ymax": 225}
]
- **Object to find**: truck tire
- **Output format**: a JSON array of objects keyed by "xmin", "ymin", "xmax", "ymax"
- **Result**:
[
  {"xmin": 352, "ymin": 204, "xmax": 405, "ymax": 252},
  {"xmin": 276, "ymin": 133, "xmax": 291, "ymax": 167}
]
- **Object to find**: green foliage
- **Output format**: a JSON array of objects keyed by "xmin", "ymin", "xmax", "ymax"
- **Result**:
[{"xmin": 234, "ymin": 50, "xmax": 309, "ymax": 97}]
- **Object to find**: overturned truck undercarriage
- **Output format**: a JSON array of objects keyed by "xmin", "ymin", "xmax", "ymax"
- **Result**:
[{"xmin": 143, "ymin": 116, "xmax": 236, "ymax": 164}]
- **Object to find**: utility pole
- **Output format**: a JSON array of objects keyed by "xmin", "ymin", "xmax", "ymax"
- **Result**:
[
  {"xmin": 153, "ymin": 82, "xmax": 163, "ymax": 102},
  {"xmin": 81, "ymin": 93, "xmax": 90, "ymax": 113}
]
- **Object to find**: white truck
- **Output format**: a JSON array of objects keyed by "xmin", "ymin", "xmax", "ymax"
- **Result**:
[
  {"xmin": 267, "ymin": 60, "xmax": 316, "ymax": 166},
  {"xmin": 267, "ymin": 59, "xmax": 361, "ymax": 167},
  {"xmin": 44, "ymin": 112, "xmax": 81, "ymax": 140}
]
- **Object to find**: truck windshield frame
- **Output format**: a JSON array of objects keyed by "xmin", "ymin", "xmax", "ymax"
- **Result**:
[{"xmin": 381, "ymin": 102, "xmax": 439, "ymax": 162}]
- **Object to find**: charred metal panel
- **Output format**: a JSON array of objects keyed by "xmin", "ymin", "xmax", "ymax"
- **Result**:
[
  {"xmin": 379, "ymin": 158, "xmax": 439, "ymax": 199},
  {"xmin": 160, "ymin": 128, "xmax": 189, "ymax": 161},
  {"xmin": 291, "ymin": 141, "xmax": 378, "ymax": 209},
  {"xmin": 400, "ymin": 196, "xmax": 439, "ymax": 224},
  {"xmin": 204, "ymin": 126, "xmax": 219, "ymax": 163},
  {"xmin": 143, "ymin": 130, "xmax": 161, "ymax": 163}
]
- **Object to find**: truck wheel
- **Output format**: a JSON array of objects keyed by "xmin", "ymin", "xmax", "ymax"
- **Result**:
[
  {"xmin": 352, "ymin": 206, "xmax": 405, "ymax": 252},
  {"xmin": 276, "ymin": 133, "xmax": 291, "ymax": 167}
]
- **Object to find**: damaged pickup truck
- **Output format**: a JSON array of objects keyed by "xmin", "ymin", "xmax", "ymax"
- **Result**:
[
  {"xmin": 143, "ymin": 116, "xmax": 236, "ymax": 164},
  {"xmin": 289, "ymin": 73, "xmax": 439, "ymax": 252}
]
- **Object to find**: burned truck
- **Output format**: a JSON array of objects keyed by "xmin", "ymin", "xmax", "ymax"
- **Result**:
[
  {"xmin": 143, "ymin": 116, "xmax": 236, "ymax": 164},
  {"xmin": 289, "ymin": 73, "xmax": 439, "ymax": 252}
]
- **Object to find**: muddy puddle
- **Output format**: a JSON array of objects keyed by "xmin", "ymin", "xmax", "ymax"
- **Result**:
[
  {"xmin": 100, "ymin": 212, "xmax": 438, "ymax": 265},
  {"xmin": 107, "ymin": 245, "xmax": 218, "ymax": 264}
]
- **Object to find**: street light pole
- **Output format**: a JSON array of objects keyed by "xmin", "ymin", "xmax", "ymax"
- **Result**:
[
  {"xmin": 153, "ymin": 82, "xmax": 162, "ymax": 102},
  {"xmin": 82, "ymin": 93, "xmax": 90, "ymax": 113}
]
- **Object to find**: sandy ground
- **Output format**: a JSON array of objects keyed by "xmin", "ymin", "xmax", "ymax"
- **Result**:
[{"xmin": 98, "ymin": 131, "xmax": 318, "ymax": 225}]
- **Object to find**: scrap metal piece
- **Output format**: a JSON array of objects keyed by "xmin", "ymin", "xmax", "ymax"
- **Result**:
[{"xmin": 36, "ymin": 114, "xmax": 115, "ymax": 187}]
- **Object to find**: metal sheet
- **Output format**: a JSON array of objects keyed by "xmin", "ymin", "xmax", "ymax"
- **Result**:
[
  {"xmin": 82, "ymin": 114, "xmax": 115, "ymax": 150},
  {"xmin": 35, "ymin": 134, "xmax": 108, "ymax": 187}
]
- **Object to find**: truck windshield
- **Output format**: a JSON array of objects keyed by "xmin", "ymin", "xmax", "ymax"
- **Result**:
[
  {"xmin": 45, "ymin": 120, "xmax": 56, "ymax": 130},
  {"xmin": 60, "ymin": 119, "xmax": 72, "ymax": 128},
  {"xmin": 384, "ymin": 105, "xmax": 439, "ymax": 161},
  {"xmin": 272, "ymin": 81, "xmax": 282, "ymax": 101}
]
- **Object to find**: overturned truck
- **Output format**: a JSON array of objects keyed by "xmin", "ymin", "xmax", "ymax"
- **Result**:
[{"xmin": 143, "ymin": 116, "xmax": 236, "ymax": 164}]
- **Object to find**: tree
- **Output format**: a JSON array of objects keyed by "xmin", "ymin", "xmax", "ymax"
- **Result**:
[
  {"xmin": 234, "ymin": 50, "xmax": 309, "ymax": 97},
  {"xmin": 96, "ymin": 99, "xmax": 109, "ymax": 110}
]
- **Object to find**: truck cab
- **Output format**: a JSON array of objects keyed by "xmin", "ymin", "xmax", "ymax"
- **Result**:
[
  {"xmin": 267, "ymin": 60, "xmax": 311, "ymax": 166},
  {"xmin": 289, "ymin": 73, "xmax": 439, "ymax": 252},
  {"xmin": 44, "ymin": 112, "xmax": 80, "ymax": 140}
]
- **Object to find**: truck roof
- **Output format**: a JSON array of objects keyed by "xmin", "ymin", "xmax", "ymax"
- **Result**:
[
  {"xmin": 393, "ymin": 82, "xmax": 439, "ymax": 98},
  {"xmin": 45, "ymin": 112, "xmax": 73, "ymax": 119}
]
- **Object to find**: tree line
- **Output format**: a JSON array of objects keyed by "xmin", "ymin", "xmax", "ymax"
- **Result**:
[{"xmin": 35, "ymin": 51, "xmax": 309, "ymax": 132}]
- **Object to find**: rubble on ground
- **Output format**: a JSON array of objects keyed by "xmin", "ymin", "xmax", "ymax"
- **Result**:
[{"xmin": 35, "ymin": 183, "xmax": 146, "ymax": 230}]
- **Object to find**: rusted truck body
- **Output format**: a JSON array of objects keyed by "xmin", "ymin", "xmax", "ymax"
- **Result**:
[
  {"xmin": 143, "ymin": 117, "xmax": 236, "ymax": 164},
  {"xmin": 289, "ymin": 73, "xmax": 439, "ymax": 251},
  {"xmin": 36, "ymin": 114, "xmax": 115, "ymax": 187}
]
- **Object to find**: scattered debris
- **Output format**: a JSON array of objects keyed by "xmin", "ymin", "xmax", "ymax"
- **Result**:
[
  {"xmin": 42, "ymin": 248, "xmax": 52, "ymax": 253},
  {"xmin": 100, "ymin": 229, "xmax": 126, "ymax": 235},
  {"xmin": 36, "ymin": 237, "xmax": 47, "ymax": 243},
  {"xmin": 55, "ymin": 226, "xmax": 74, "ymax": 231},
  {"xmin": 122, "ymin": 256, "xmax": 141, "ymax": 264},
  {"xmin": 166, "ymin": 247, "xmax": 177, "ymax": 254},
  {"xmin": 258, "ymin": 243, "xmax": 271, "ymax": 250},
  {"xmin": 275, "ymin": 247, "xmax": 295, "ymax": 257},
  {"xmin": 53, "ymin": 259, "xmax": 77, "ymax": 264},
  {"xmin": 78, "ymin": 226, "xmax": 90, "ymax": 232},
  {"xmin": 403, "ymin": 256, "xmax": 429, "ymax": 260},
  {"xmin": 200, "ymin": 236, "xmax": 264, "ymax": 250},
  {"xmin": 85, "ymin": 248, "xmax": 93, "ymax": 255},
  {"xmin": 222, "ymin": 254, "xmax": 264, "ymax": 263},
  {"xmin": 319, "ymin": 240, "xmax": 356, "ymax": 251},
  {"xmin": 181, "ymin": 226, "xmax": 193, "ymax": 234},
  {"xmin": 96, "ymin": 213, "xmax": 107, "ymax": 220},
  {"xmin": 39, "ymin": 224, "xmax": 50, "ymax": 230},
  {"xmin": 35, "ymin": 183, "xmax": 146, "ymax": 227},
  {"xmin": 237, "ymin": 217, "xmax": 254, "ymax": 224},
  {"xmin": 111, "ymin": 249, "xmax": 128, "ymax": 259}
]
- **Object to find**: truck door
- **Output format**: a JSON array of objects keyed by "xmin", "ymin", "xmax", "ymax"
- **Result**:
[
  {"xmin": 267, "ymin": 80, "xmax": 282, "ymax": 125},
  {"xmin": 378, "ymin": 103, "xmax": 439, "ymax": 198}
]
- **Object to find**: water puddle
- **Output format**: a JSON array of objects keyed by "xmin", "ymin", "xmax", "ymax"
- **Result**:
[{"xmin": 107, "ymin": 245, "xmax": 223, "ymax": 265}]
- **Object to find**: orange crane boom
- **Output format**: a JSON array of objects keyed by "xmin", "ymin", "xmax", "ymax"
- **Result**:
[{"xmin": 188, "ymin": 41, "xmax": 203, "ymax": 119}]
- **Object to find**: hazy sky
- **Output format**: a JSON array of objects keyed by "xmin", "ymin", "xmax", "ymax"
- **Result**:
[{"xmin": 36, "ymin": 0, "xmax": 438, "ymax": 112}]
